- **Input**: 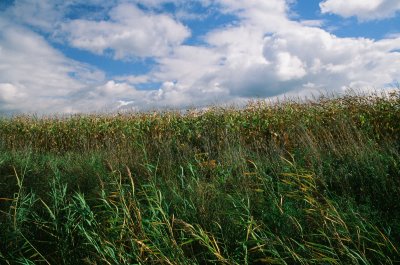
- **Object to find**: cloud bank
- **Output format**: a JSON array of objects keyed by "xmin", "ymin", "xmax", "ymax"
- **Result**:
[
  {"xmin": 320, "ymin": 0, "xmax": 400, "ymax": 20},
  {"xmin": 60, "ymin": 3, "xmax": 190, "ymax": 59},
  {"xmin": 0, "ymin": 0, "xmax": 399, "ymax": 114}
]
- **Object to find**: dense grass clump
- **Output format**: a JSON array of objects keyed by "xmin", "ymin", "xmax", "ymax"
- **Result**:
[{"xmin": 0, "ymin": 92, "xmax": 399, "ymax": 264}]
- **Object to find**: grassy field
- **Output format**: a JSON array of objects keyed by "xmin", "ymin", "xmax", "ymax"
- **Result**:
[{"xmin": 0, "ymin": 92, "xmax": 400, "ymax": 264}]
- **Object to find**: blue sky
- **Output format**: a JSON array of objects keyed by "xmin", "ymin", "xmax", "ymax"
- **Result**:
[{"xmin": 0, "ymin": 0, "xmax": 399, "ymax": 114}]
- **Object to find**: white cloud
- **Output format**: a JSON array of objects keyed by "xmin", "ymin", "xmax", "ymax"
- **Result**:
[
  {"xmin": 152, "ymin": 45, "xmax": 230, "ymax": 106},
  {"xmin": 218, "ymin": 0, "xmax": 288, "ymax": 15},
  {"xmin": 0, "ymin": 83, "xmax": 26, "ymax": 103},
  {"xmin": 156, "ymin": 45, "xmax": 221, "ymax": 85},
  {"xmin": 320, "ymin": 0, "xmax": 400, "ymax": 20},
  {"xmin": 0, "ymin": 20, "xmax": 106, "ymax": 113},
  {"xmin": 262, "ymin": 25, "xmax": 400, "ymax": 91},
  {"xmin": 1, "ymin": 0, "xmax": 400, "ymax": 114},
  {"xmin": 149, "ymin": 2, "xmax": 400, "ymax": 101},
  {"xmin": 217, "ymin": 0, "xmax": 291, "ymax": 31},
  {"xmin": 59, "ymin": 3, "xmax": 190, "ymax": 59},
  {"xmin": 5, "ymin": 0, "xmax": 116, "ymax": 32},
  {"xmin": 115, "ymin": 75, "xmax": 151, "ymax": 85},
  {"xmin": 274, "ymin": 52, "xmax": 307, "ymax": 80},
  {"xmin": 9, "ymin": 1, "xmax": 61, "ymax": 31},
  {"xmin": 299, "ymin": 19, "xmax": 325, "ymax": 27}
]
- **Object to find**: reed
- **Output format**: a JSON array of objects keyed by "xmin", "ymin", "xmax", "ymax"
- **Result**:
[{"xmin": 0, "ymin": 91, "xmax": 399, "ymax": 264}]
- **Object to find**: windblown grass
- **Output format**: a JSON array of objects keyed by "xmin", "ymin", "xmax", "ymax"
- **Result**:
[{"xmin": 0, "ymin": 91, "xmax": 399, "ymax": 264}]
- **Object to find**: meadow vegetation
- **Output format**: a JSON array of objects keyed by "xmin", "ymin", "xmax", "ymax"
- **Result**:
[{"xmin": 0, "ymin": 91, "xmax": 399, "ymax": 264}]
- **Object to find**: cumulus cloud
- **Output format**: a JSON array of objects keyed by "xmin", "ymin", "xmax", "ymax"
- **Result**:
[
  {"xmin": 5, "ymin": 0, "xmax": 116, "ymax": 32},
  {"xmin": 129, "ymin": 0, "xmax": 211, "ymax": 8},
  {"xmin": 59, "ymin": 3, "xmax": 190, "ymax": 59},
  {"xmin": 7, "ymin": 0, "xmax": 62, "ymax": 31},
  {"xmin": 217, "ymin": 0, "xmax": 291, "ymax": 31},
  {"xmin": 0, "ymin": 20, "xmax": 106, "ymax": 113},
  {"xmin": 320, "ymin": 0, "xmax": 400, "ymax": 20},
  {"xmin": 0, "ymin": 83, "xmax": 26, "ymax": 104},
  {"xmin": 1, "ymin": 0, "xmax": 400, "ymax": 114},
  {"xmin": 150, "ymin": 0, "xmax": 400, "ymax": 101},
  {"xmin": 262, "ymin": 26, "xmax": 400, "ymax": 91}
]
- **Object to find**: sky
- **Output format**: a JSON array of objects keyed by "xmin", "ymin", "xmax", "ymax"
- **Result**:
[{"xmin": 0, "ymin": 0, "xmax": 400, "ymax": 114}]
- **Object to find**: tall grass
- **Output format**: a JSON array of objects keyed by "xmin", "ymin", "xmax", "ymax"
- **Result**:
[{"xmin": 0, "ymin": 91, "xmax": 399, "ymax": 264}]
